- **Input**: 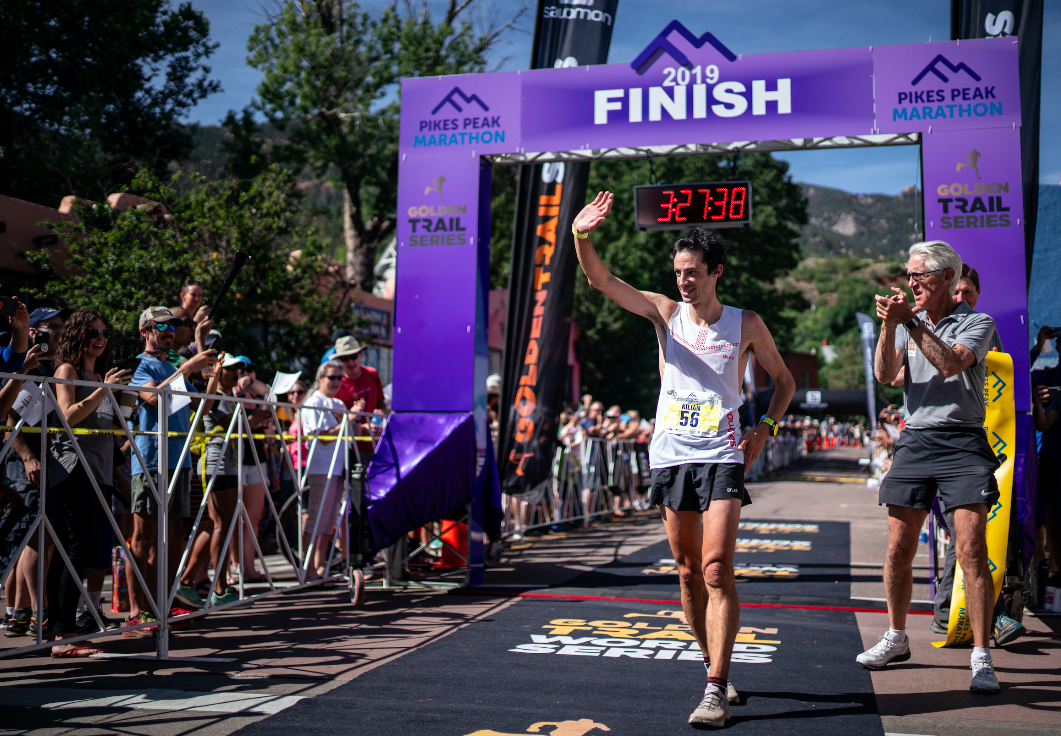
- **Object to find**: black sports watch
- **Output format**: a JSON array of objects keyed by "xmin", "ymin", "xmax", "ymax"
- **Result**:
[{"xmin": 903, "ymin": 316, "xmax": 921, "ymax": 332}]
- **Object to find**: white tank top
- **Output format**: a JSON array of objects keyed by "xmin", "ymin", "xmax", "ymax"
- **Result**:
[{"xmin": 649, "ymin": 303, "xmax": 744, "ymax": 468}]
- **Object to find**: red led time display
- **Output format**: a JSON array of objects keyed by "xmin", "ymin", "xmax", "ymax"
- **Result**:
[{"xmin": 634, "ymin": 181, "xmax": 752, "ymax": 230}]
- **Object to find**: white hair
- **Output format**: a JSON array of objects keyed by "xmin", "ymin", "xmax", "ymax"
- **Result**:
[
  {"xmin": 316, "ymin": 360, "xmax": 344, "ymax": 381},
  {"xmin": 908, "ymin": 240, "xmax": 963, "ymax": 289}
]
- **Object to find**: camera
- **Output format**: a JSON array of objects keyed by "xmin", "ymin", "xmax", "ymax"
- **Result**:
[
  {"xmin": 33, "ymin": 331, "xmax": 49, "ymax": 354},
  {"xmin": 0, "ymin": 296, "xmax": 17, "ymax": 318},
  {"xmin": 202, "ymin": 330, "xmax": 223, "ymax": 354}
]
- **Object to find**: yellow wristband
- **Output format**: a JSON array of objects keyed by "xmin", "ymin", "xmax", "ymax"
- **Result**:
[{"xmin": 572, "ymin": 224, "xmax": 589, "ymax": 239}]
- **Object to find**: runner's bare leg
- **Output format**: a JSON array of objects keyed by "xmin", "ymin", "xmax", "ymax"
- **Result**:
[
  {"xmin": 703, "ymin": 498, "xmax": 742, "ymax": 679},
  {"xmin": 660, "ymin": 506, "xmax": 710, "ymax": 657}
]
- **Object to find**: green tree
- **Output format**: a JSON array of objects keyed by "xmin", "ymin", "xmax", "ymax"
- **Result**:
[
  {"xmin": 0, "ymin": 0, "xmax": 220, "ymax": 207},
  {"xmin": 246, "ymin": 0, "xmax": 525, "ymax": 293},
  {"xmin": 30, "ymin": 167, "xmax": 351, "ymax": 374},
  {"xmin": 572, "ymin": 153, "xmax": 809, "ymax": 415},
  {"xmin": 784, "ymin": 256, "xmax": 907, "ymax": 402}
]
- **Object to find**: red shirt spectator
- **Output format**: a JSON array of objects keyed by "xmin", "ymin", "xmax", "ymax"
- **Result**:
[{"xmin": 332, "ymin": 336, "xmax": 387, "ymax": 413}]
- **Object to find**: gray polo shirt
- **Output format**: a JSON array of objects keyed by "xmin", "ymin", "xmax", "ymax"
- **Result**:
[{"xmin": 894, "ymin": 301, "xmax": 997, "ymax": 429}]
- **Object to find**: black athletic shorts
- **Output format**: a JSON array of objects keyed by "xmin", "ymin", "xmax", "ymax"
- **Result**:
[
  {"xmin": 649, "ymin": 462, "xmax": 751, "ymax": 512},
  {"xmin": 879, "ymin": 427, "xmax": 1000, "ymax": 512}
]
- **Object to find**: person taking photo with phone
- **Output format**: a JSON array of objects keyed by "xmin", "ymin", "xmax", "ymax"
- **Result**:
[{"xmin": 125, "ymin": 307, "xmax": 216, "ymax": 637}]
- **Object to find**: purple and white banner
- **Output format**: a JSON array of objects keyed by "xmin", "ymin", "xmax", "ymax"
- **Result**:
[
  {"xmin": 874, "ymin": 38, "xmax": 1020, "ymax": 134},
  {"xmin": 394, "ymin": 22, "xmax": 1026, "ymax": 417},
  {"xmin": 399, "ymin": 34, "xmax": 1020, "ymax": 158},
  {"xmin": 922, "ymin": 125, "xmax": 1029, "ymax": 409}
]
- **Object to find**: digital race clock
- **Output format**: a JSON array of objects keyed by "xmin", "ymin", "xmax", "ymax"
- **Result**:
[{"xmin": 634, "ymin": 181, "xmax": 752, "ymax": 230}]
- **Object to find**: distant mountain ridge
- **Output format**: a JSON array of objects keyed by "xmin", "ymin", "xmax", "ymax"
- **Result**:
[{"xmin": 798, "ymin": 183, "xmax": 921, "ymax": 258}]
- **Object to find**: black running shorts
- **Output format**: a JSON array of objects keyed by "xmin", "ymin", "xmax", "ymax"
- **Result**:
[
  {"xmin": 879, "ymin": 427, "xmax": 1000, "ymax": 512},
  {"xmin": 650, "ymin": 462, "xmax": 751, "ymax": 512}
]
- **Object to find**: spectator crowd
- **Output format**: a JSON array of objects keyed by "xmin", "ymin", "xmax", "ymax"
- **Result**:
[{"xmin": 0, "ymin": 280, "xmax": 387, "ymax": 657}]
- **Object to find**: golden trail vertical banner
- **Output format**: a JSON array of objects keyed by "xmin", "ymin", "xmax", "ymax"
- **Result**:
[{"xmin": 935, "ymin": 351, "xmax": 1015, "ymax": 647}]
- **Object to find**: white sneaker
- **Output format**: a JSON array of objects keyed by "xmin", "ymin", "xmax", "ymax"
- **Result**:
[
  {"xmin": 856, "ymin": 632, "xmax": 911, "ymax": 669},
  {"xmin": 970, "ymin": 658, "xmax": 1000, "ymax": 693},
  {"xmin": 689, "ymin": 683, "xmax": 729, "ymax": 727},
  {"xmin": 727, "ymin": 680, "xmax": 739, "ymax": 705}
]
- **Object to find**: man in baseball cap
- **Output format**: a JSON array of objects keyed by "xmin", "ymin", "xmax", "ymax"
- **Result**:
[{"xmin": 125, "ymin": 304, "xmax": 217, "ymax": 627}]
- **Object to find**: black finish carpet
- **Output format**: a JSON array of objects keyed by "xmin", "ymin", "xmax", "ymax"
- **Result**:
[
  {"xmin": 239, "ymin": 597, "xmax": 882, "ymax": 736},
  {"xmin": 540, "ymin": 519, "xmax": 856, "ymax": 607}
]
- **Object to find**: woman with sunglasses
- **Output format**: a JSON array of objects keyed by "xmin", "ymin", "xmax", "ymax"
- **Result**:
[
  {"xmin": 47, "ymin": 309, "xmax": 130, "ymax": 657},
  {"xmin": 299, "ymin": 361, "xmax": 350, "ymax": 580}
]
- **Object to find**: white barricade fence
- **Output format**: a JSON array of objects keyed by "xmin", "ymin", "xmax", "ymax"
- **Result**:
[
  {"xmin": 502, "ymin": 433, "xmax": 807, "ymax": 537},
  {"xmin": 0, "ymin": 372, "xmax": 385, "ymax": 660}
]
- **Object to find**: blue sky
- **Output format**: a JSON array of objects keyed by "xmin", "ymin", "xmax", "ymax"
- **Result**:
[{"xmin": 186, "ymin": 0, "xmax": 1060, "ymax": 195}]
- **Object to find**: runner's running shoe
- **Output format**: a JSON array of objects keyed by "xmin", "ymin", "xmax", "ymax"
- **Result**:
[
  {"xmin": 856, "ymin": 632, "xmax": 911, "ymax": 669},
  {"xmin": 174, "ymin": 582, "xmax": 204, "ymax": 611},
  {"xmin": 993, "ymin": 614, "xmax": 1025, "ymax": 646},
  {"xmin": 970, "ymin": 657, "xmax": 1000, "ymax": 693},
  {"xmin": 726, "ymin": 680, "xmax": 739, "ymax": 705},
  {"xmin": 688, "ymin": 682, "xmax": 729, "ymax": 727},
  {"xmin": 703, "ymin": 660, "xmax": 739, "ymax": 704}
]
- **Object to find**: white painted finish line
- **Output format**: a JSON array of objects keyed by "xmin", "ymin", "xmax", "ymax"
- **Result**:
[{"xmin": 0, "ymin": 687, "xmax": 305, "ymax": 715}]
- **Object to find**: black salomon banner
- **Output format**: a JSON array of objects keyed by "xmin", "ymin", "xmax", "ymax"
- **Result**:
[
  {"xmin": 952, "ymin": 0, "xmax": 1043, "ymax": 280},
  {"xmin": 500, "ymin": 0, "xmax": 619, "ymax": 496}
]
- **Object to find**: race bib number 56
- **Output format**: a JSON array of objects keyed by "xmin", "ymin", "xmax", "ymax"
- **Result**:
[{"xmin": 661, "ymin": 391, "xmax": 722, "ymax": 436}]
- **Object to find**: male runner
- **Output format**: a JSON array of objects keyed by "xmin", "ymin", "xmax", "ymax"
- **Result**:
[
  {"xmin": 572, "ymin": 192, "xmax": 796, "ymax": 727},
  {"xmin": 864, "ymin": 240, "xmax": 1001, "ymax": 693}
]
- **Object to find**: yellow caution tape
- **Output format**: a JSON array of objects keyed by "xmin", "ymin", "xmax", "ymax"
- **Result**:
[{"xmin": 934, "ymin": 351, "xmax": 1014, "ymax": 647}]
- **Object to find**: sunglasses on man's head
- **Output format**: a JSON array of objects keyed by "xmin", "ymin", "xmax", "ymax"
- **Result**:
[
  {"xmin": 153, "ymin": 322, "xmax": 177, "ymax": 333},
  {"xmin": 88, "ymin": 328, "xmax": 113, "ymax": 340}
]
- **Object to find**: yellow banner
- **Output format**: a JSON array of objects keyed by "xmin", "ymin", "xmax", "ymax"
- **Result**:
[{"xmin": 934, "ymin": 351, "xmax": 1014, "ymax": 647}]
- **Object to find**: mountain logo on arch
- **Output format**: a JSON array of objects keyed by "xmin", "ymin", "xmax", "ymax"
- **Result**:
[
  {"xmin": 432, "ymin": 87, "xmax": 490, "ymax": 115},
  {"xmin": 630, "ymin": 20, "xmax": 737, "ymax": 75},
  {"xmin": 911, "ymin": 55, "xmax": 982, "ymax": 86}
]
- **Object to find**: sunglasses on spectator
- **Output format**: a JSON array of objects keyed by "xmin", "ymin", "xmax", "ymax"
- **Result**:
[
  {"xmin": 153, "ymin": 322, "xmax": 178, "ymax": 332},
  {"xmin": 177, "ymin": 318, "xmax": 195, "ymax": 328},
  {"xmin": 338, "ymin": 355, "xmax": 359, "ymax": 362},
  {"xmin": 322, "ymin": 374, "xmax": 344, "ymax": 382},
  {"xmin": 904, "ymin": 269, "xmax": 944, "ymax": 284},
  {"xmin": 88, "ymin": 328, "xmax": 113, "ymax": 340},
  {"xmin": 288, "ymin": 389, "xmax": 306, "ymax": 396},
  {"xmin": 237, "ymin": 367, "xmax": 254, "ymax": 374}
]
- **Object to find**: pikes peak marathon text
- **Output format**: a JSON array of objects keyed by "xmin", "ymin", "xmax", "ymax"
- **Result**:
[{"xmin": 415, "ymin": 116, "xmax": 505, "ymax": 148}]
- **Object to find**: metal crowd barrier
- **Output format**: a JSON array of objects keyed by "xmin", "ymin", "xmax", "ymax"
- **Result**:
[
  {"xmin": 502, "ymin": 434, "xmax": 808, "ymax": 537},
  {"xmin": 743, "ymin": 435, "xmax": 807, "ymax": 481},
  {"xmin": 502, "ymin": 438, "xmax": 651, "ymax": 537},
  {"xmin": 0, "ymin": 372, "xmax": 385, "ymax": 661}
]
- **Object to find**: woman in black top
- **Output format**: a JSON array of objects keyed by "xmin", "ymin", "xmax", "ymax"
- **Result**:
[{"xmin": 47, "ymin": 309, "xmax": 129, "ymax": 657}]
